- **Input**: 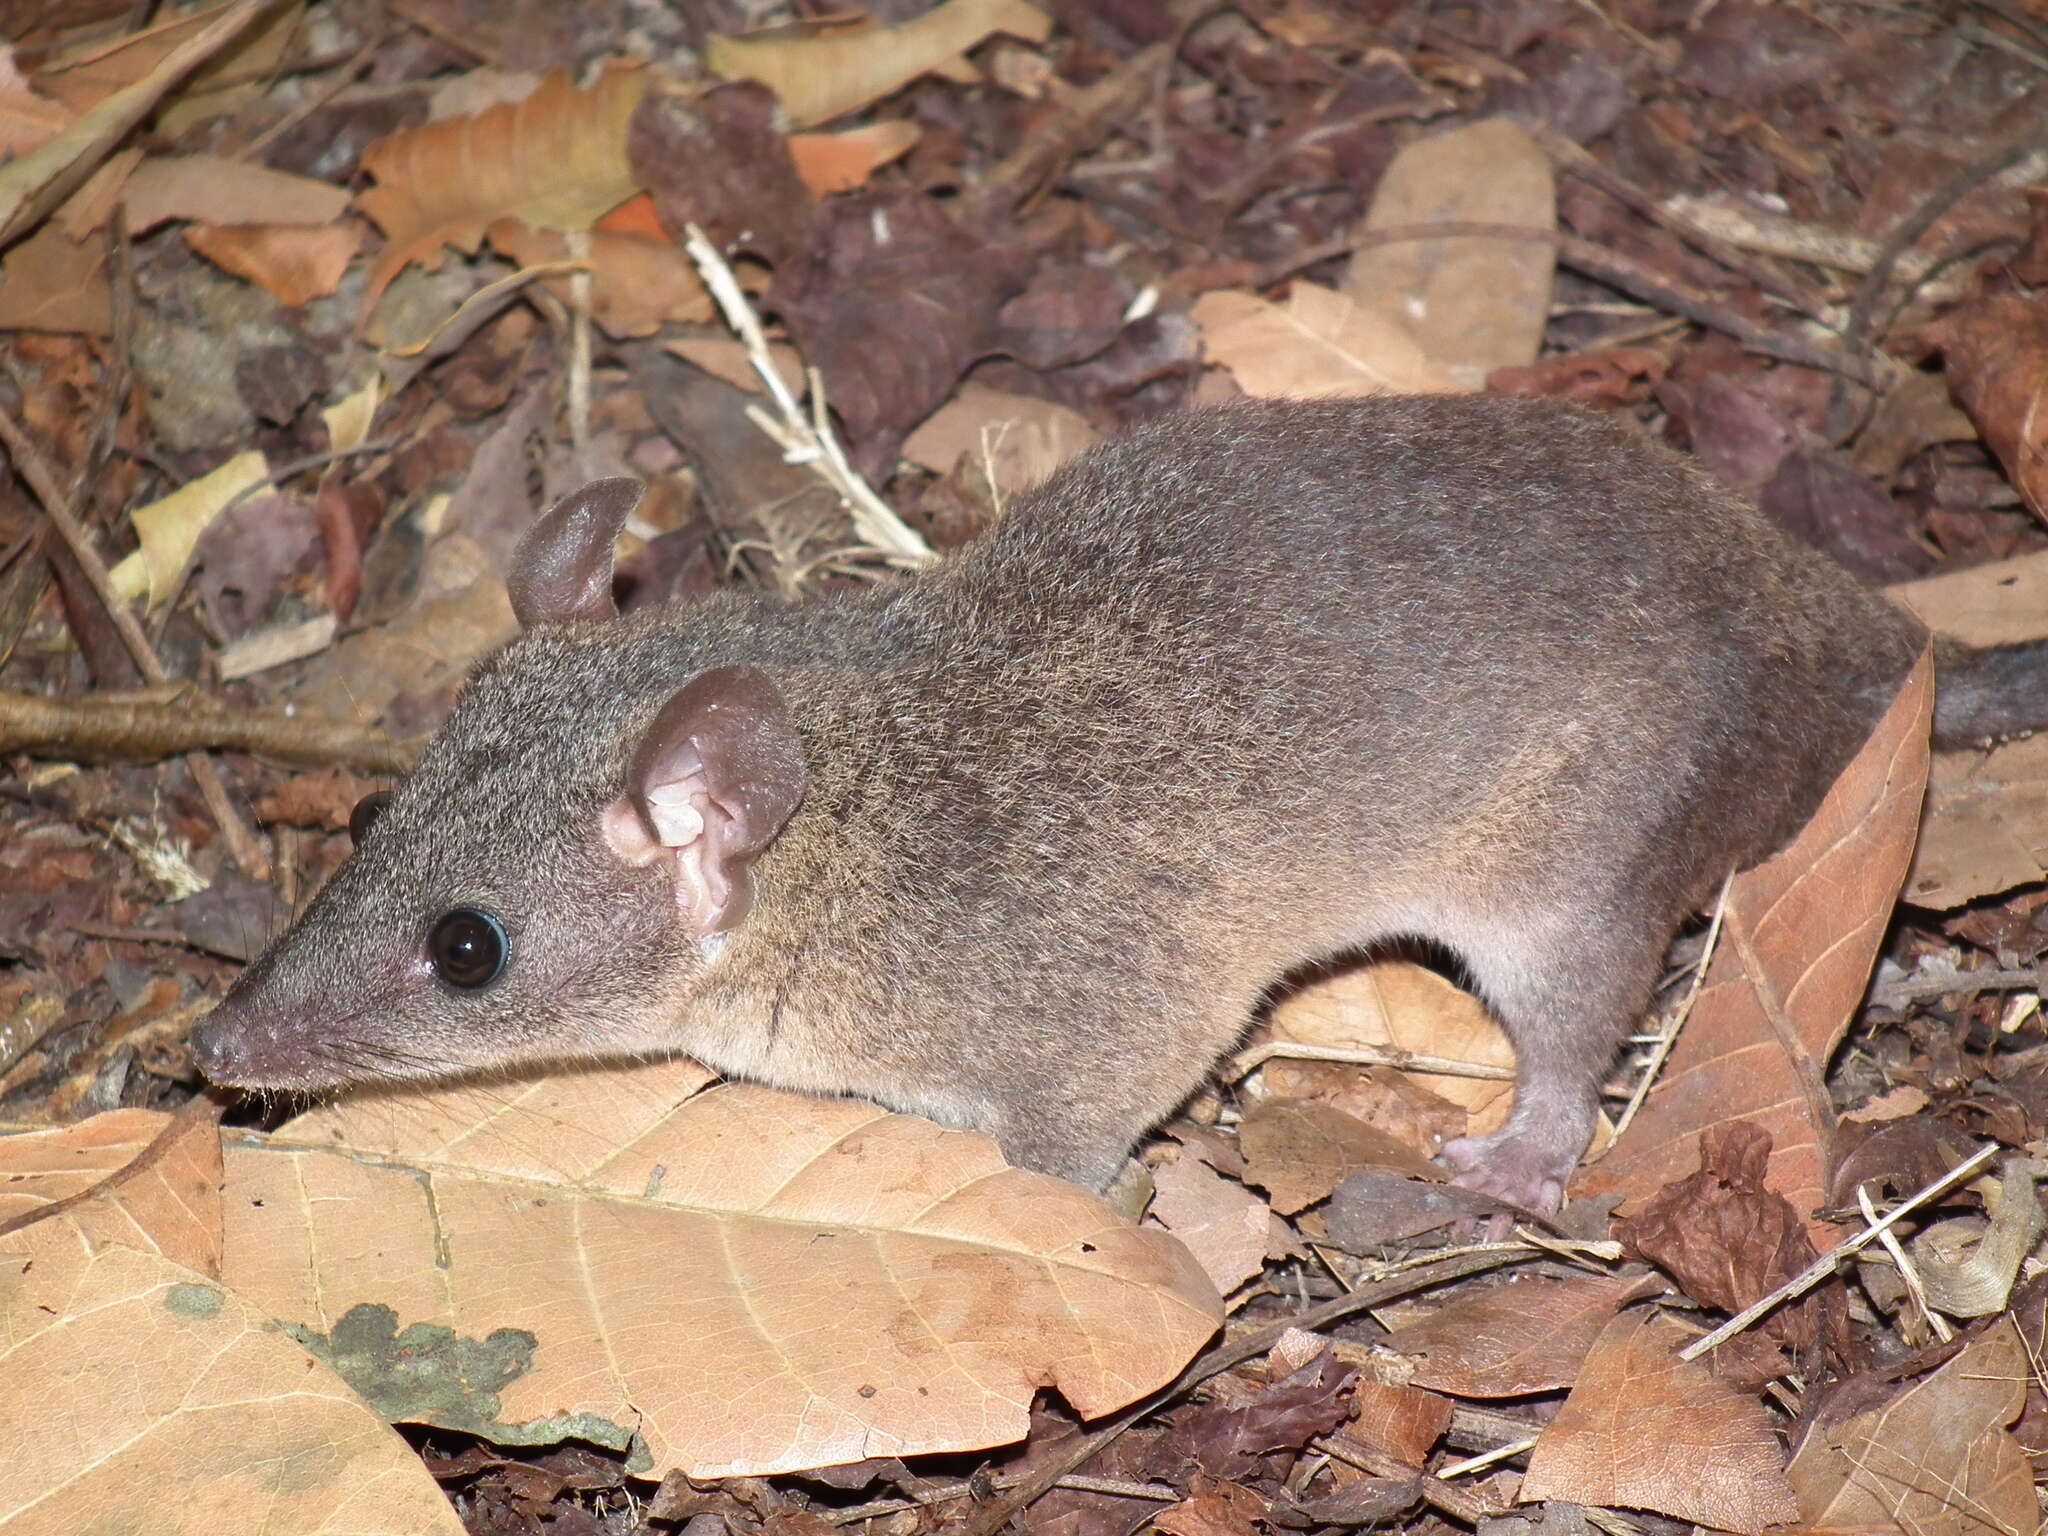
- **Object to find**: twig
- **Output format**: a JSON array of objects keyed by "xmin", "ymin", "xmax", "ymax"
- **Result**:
[
  {"xmin": 1677, "ymin": 1142, "xmax": 2000, "ymax": 1360},
  {"xmin": 1857, "ymin": 1180, "xmax": 1952, "ymax": 1344},
  {"xmin": 1826, "ymin": 116, "xmax": 2048, "ymax": 439},
  {"xmin": 0, "ymin": 406, "xmax": 269, "ymax": 877},
  {"xmin": 1606, "ymin": 871, "xmax": 1732, "ymax": 1146},
  {"xmin": 0, "ymin": 686, "xmax": 418, "ymax": 775},
  {"xmin": 1228, "ymin": 1038, "xmax": 1515, "ymax": 1083},
  {"xmin": 566, "ymin": 228, "xmax": 594, "ymax": 482},
  {"xmin": 1313, "ymin": 1432, "xmax": 1500, "ymax": 1524},
  {"xmin": 1870, "ymin": 963, "xmax": 2043, "ymax": 1008},
  {"xmin": 1522, "ymin": 119, "xmax": 1833, "ymax": 321},
  {"xmin": 949, "ymin": 1248, "xmax": 1526, "ymax": 1535},
  {"xmin": 680, "ymin": 224, "xmax": 934, "ymax": 567},
  {"xmin": 1256, "ymin": 220, "xmax": 1878, "ymax": 382}
]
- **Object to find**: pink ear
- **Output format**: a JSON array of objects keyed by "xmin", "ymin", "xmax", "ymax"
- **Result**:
[
  {"xmin": 507, "ymin": 478, "xmax": 645, "ymax": 628},
  {"xmin": 604, "ymin": 667, "xmax": 807, "ymax": 935}
]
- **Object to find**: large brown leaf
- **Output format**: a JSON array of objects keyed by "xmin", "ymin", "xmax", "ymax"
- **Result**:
[
  {"xmin": 354, "ymin": 64, "xmax": 650, "ymax": 318},
  {"xmin": 222, "ymin": 1059, "xmax": 1223, "ymax": 1477},
  {"xmin": 0, "ymin": 1106, "xmax": 464, "ymax": 1536},
  {"xmin": 1575, "ymin": 652, "xmax": 1933, "ymax": 1233},
  {"xmin": 1518, "ymin": 1310, "xmax": 1798, "ymax": 1533}
]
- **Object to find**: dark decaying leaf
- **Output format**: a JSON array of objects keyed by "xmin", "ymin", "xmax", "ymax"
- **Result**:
[
  {"xmin": 1615, "ymin": 1121, "xmax": 1848, "ymax": 1361},
  {"xmin": 770, "ymin": 190, "xmax": 1034, "ymax": 478},
  {"xmin": 1160, "ymin": 1350, "xmax": 1357, "ymax": 1481},
  {"xmin": 1758, "ymin": 448, "xmax": 1933, "ymax": 582},
  {"xmin": 628, "ymin": 78, "xmax": 813, "ymax": 264}
]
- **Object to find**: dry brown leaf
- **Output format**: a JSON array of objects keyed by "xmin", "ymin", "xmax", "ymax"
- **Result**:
[
  {"xmin": 219, "ymin": 1059, "xmax": 1222, "ymax": 1477},
  {"xmin": 0, "ymin": 1100, "xmax": 221, "ymax": 1274},
  {"xmin": 1147, "ymin": 1148, "xmax": 1273, "ymax": 1295},
  {"xmin": 487, "ymin": 220, "xmax": 714, "ymax": 337},
  {"xmin": 1266, "ymin": 960, "xmax": 1514, "ymax": 1139},
  {"xmin": 1237, "ymin": 1098, "xmax": 1430, "ymax": 1214},
  {"xmin": 1343, "ymin": 116, "xmax": 1556, "ymax": 390},
  {"xmin": 1382, "ymin": 1269, "xmax": 1664, "ymax": 1397},
  {"xmin": 1519, "ymin": 1310, "xmax": 1798, "ymax": 1533},
  {"xmin": 355, "ymin": 63, "xmax": 649, "ymax": 318},
  {"xmin": 1929, "ymin": 291, "xmax": 2048, "ymax": 522},
  {"xmin": 0, "ymin": 1, "xmax": 269, "ymax": 248},
  {"xmin": 0, "ymin": 221, "xmax": 109, "ymax": 334},
  {"xmin": 1786, "ymin": 1314, "xmax": 2034, "ymax": 1535},
  {"xmin": 791, "ymin": 120, "xmax": 924, "ymax": 194},
  {"xmin": 902, "ymin": 384, "xmax": 1099, "ymax": 496},
  {"xmin": 0, "ymin": 52, "xmax": 73, "ymax": 155},
  {"xmin": 0, "ymin": 1206, "xmax": 464, "ymax": 1535},
  {"xmin": 1192, "ymin": 283, "xmax": 1458, "ymax": 399},
  {"xmin": 1575, "ymin": 653, "xmax": 1933, "ymax": 1231},
  {"xmin": 121, "ymin": 153, "xmax": 350, "ymax": 234},
  {"xmin": 1347, "ymin": 1380, "xmax": 1452, "ymax": 1466},
  {"xmin": 706, "ymin": 0, "xmax": 1052, "ymax": 129},
  {"xmin": 185, "ymin": 221, "xmax": 362, "ymax": 307}
]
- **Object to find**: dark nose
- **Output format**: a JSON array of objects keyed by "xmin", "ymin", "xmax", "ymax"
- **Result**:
[{"xmin": 189, "ymin": 1006, "xmax": 248, "ymax": 1083}]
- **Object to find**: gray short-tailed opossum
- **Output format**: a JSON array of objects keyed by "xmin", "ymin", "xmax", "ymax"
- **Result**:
[{"xmin": 193, "ymin": 395, "xmax": 2046, "ymax": 1211}]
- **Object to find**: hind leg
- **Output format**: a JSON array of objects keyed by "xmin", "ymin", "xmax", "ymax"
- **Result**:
[{"xmin": 1438, "ymin": 916, "xmax": 1665, "ymax": 1213}]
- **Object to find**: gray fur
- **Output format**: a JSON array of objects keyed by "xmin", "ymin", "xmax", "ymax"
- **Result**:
[{"xmin": 195, "ymin": 395, "xmax": 2011, "ymax": 1209}]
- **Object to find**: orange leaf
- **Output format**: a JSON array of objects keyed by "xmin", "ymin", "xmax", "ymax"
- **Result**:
[
  {"xmin": 1576, "ymin": 651, "xmax": 1933, "ymax": 1236},
  {"xmin": 353, "ymin": 63, "xmax": 649, "ymax": 321},
  {"xmin": 184, "ymin": 221, "xmax": 362, "ymax": 307},
  {"xmin": 0, "ymin": 222, "xmax": 109, "ymax": 334},
  {"xmin": 790, "ymin": 120, "xmax": 923, "ymax": 194},
  {"xmin": 486, "ymin": 219, "xmax": 714, "ymax": 337}
]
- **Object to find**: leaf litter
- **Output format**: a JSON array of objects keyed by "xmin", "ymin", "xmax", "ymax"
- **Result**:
[{"xmin": 2, "ymin": 0, "xmax": 2048, "ymax": 1532}]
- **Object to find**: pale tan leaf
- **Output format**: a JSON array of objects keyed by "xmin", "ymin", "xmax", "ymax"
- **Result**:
[
  {"xmin": 0, "ymin": 1101, "xmax": 221, "ymax": 1275},
  {"xmin": 1192, "ymin": 283, "xmax": 1459, "ymax": 400},
  {"xmin": 487, "ymin": 219, "xmax": 713, "ymax": 337},
  {"xmin": 1343, "ymin": 116, "xmax": 1556, "ymax": 390},
  {"xmin": 1890, "ymin": 548, "xmax": 2048, "ymax": 648},
  {"xmin": 1576, "ymin": 654, "xmax": 1933, "ymax": 1232},
  {"xmin": 664, "ymin": 335, "xmax": 804, "ymax": 397},
  {"xmin": 902, "ymin": 383, "xmax": 1099, "ymax": 495},
  {"xmin": 1519, "ymin": 1310, "xmax": 1798, "ymax": 1533},
  {"xmin": 0, "ymin": 1, "xmax": 269, "ymax": 248},
  {"xmin": 121, "ymin": 153, "xmax": 350, "ymax": 233},
  {"xmin": 185, "ymin": 221, "xmax": 361, "ymax": 306},
  {"xmin": 1267, "ymin": 959, "xmax": 1514, "ymax": 1137},
  {"xmin": 1786, "ymin": 1313, "xmax": 2033, "ymax": 1535},
  {"xmin": 1886, "ymin": 552, "xmax": 2048, "ymax": 907},
  {"xmin": 0, "ymin": 1227, "xmax": 464, "ymax": 1536},
  {"xmin": 707, "ymin": 0, "xmax": 1053, "ymax": 129},
  {"xmin": 1147, "ymin": 1150, "xmax": 1271, "ymax": 1294},
  {"xmin": 219, "ymin": 1059, "xmax": 1222, "ymax": 1477},
  {"xmin": 354, "ymin": 63, "xmax": 650, "ymax": 317},
  {"xmin": 106, "ymin": 449, "xmax": 271, "ymax": 608}
]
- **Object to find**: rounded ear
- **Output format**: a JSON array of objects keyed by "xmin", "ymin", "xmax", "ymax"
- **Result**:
[
  {"xmin": 508, "ymin": 477, "xmax": 645, "ymax": 628},
  {"xmin": 603, "ymin": 666, "xmax": 808, "ymax": 935}
]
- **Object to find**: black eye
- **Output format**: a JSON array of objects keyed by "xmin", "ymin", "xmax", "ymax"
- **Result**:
[
  {"xmin": 427, "ymin": 908, "xmax": 508, "ymax": 989},
  {"xmin": 349, "ymin": 791, "xmax": 393, "ymax": 848}
]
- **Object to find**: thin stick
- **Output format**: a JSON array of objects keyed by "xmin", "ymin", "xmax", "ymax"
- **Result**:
[
  {"xmin": 566, "ymin": 228, "xmax": 594, "ymax": 482},
  {"xmin": 0, "ymin": 406, "xmax": 268, "ymax": 877},
  {"xmin": 1678, "ymin": 1142, "xmax": 1999, "ymax": 1360},
  {"xmin": 0, "ymin": 686, "xmax": 417, "ymax": 774},
  {"xmin": 679, "ymin": 224, "xmax": 935, "ymax": 567},
  {"xmin": 1607, "ymin": 870, "xmax": 1732, "ymax": 1146},
  {"xmin": 1228, "ymin": 1038, "xmax": 1516, "ymax": 1082}
]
